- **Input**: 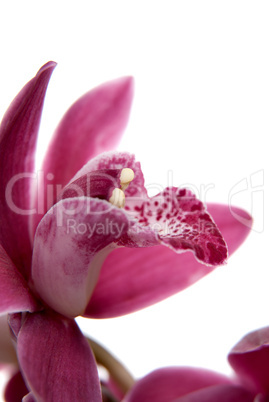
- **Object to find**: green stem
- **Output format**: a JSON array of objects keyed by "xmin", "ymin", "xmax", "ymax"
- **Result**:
[{"xmin": 88, "ymin": 338, "xmax": 135, "ymax": 395}]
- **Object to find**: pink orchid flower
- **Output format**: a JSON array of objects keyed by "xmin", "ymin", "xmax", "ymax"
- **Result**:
[
  {"xmin": 124, "ymin": 326, "xmax": 269, "ymax": 402},
  {"xmin": 0, "ymin": 61, "xmax": 251, "ymax": 400}
]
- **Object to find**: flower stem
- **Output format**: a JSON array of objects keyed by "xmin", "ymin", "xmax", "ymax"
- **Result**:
[{"xmin": 88, "ymin": 337, "xmax": 135, "ymax": 395}]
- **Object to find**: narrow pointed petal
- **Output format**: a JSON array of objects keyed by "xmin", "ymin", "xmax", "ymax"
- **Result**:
[
  {"xmin": 0, "ymin": 245, "xmax": 39, "ymax": 314},
  {"xmin": 174, "ymin": 384, "xmax": 254, "ymax": 402},
  {"xmin": 4, "ymin": 370, "xmax": 29, "ymax": 402},
  {"xmin": 123, "ymin": 367, "xmax": 232, "ymax": 402},
  {"xmin": 32, "ymin": 198, "xmax": 129, "ymax": 317},
  {"xmin": 86, "ymin": 203, "xmax": 252, "ymax": 318},
  {"xmin": 228, "ymin": 327, "xmax": 269, "ymax": 394},
  {"xmin": 0, "ymin": 62, "xmax": 56, "ymax": 277},
  {"xmin": 42, "ymin": 77, "xmax": 134, "ymax": 202},
  {"xmin": 10, "ymin": 311, "xmax": 102, "ymax": 401}
]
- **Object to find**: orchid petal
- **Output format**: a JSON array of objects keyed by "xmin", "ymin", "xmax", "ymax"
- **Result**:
[
  {"xmin": 9, "ymin": 311, "xmax": 102, "ymax": 401},
  {"xmin": 42, "ymin": 77, "xmax": 134, "ymax": 203},
  {"xmin": 174, "ymin": 384, "xmax": 254, "ymax": 402},
  {"xmin": 228, "ymin": 326, "xmax": 269, "ymax": 394},
  {"xmin": 0, "ymin": 245, "xmax": 39, "ymax": 314},
  {"xmin": 85, "ymin": 203, "xmax": 252, "ymax": 318},
  {"xmin": 4, "ymin": 370, "xmax": 29, "ymax": 402},
  {"xmin": 0, "ymin": 61, "xmax": 56, "ymax": 277},
  {"xmin": 32, "ymin": 197, "xmax": 129, "ymax": 317},
  {"xmin": 123, "ymin": 367, "xmax": 232, "ymax": 402}
]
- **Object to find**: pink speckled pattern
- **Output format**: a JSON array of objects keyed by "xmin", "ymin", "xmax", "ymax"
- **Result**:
[{"xmin": 126, "ymin": 187, "xmax": 227, "ymax": 265}]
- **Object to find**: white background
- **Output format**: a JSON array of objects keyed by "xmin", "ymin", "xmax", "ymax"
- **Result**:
[{"xmin": 0, "ymin": 0, "xmax": 268, "ymax": 397}]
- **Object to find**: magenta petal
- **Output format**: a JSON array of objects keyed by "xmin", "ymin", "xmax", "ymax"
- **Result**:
[
  {"xmin": 0, "ymin": 61, "xmax": 56, "ymax": 277},
  {"xmin": 32, "ymin": 197, "xmax": 129, "ymax": 317},
  {"xmin": 4, "ymin": 370, "xmax": 29, "ymax": 402},
  {"xmin": 124, "ymin": 367, "xmax": 232, "ymax": 402},
  {"xmin": 174, "ymin": 384, "xmax": 254, "ymax": 402},
  {"xmin": 42, "ymin": 77, "xmax": 134, "ymax": 200},
  {"xmin": 228, "ymin": 327, "xmax": 269, "ymax": 394},
  {"xmin": 85, "ymin": 203, "xmax": 251, "ymax": 318},
  {"xmin": 11, "ymin": 311, "xmax": 102, "ymax": 401},
  {"xmin": 0, "ymin": 245, "xmax": 38, "ymax": 314}
]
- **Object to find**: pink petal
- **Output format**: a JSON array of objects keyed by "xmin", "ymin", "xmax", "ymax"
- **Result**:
[
  {"xmin": 85, "ymin": 203, "xmax": 252, "ymax": 318},
  {"xmin": 41, "ymin": 77, "xmax": 134, "ymax": 207},
  {"xmin": 124, "ymin": 367, "xmax": 232, "ymax": 402},
  {"xmin": 4, "ymin": 370, "xmax": 29, "ymax": 402},
  {"xmin": 32, "ymin": 198, "xmax": 129, "ymax": 317},
  {"xmin": 0, "ymin": 61, "xmax": 56, "ymax": 277},
  {"xmin": 174, "ymin": 384, "xmax": 254, "ymax": 402},
  {"xmin": 228, "ymin": 327, "xmax": 269, "ymax": 394},
  {"xmin": 0, "ymin": 245, "xmax": 39, "ymax": 314},
  {"xmin": 9, "ymin": 311, "xmax": 102, "ymax": 401}
]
